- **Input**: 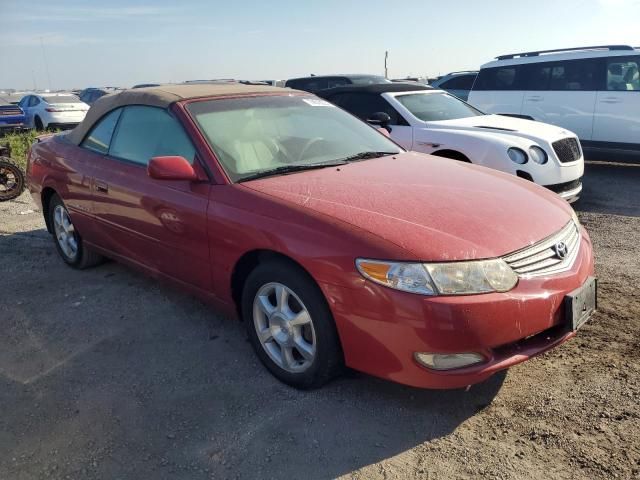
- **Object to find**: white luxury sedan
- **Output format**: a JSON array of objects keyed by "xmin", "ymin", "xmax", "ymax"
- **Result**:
[
  {"xmin": 317, "ymin": 83, "xmax": 584, "ymax": 202},
  {"xmin": 18, "ymin": 93, "xmax": 89, "ymax": 130}
]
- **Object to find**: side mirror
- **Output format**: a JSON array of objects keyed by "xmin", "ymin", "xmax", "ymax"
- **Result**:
[
  {"xmin": 148, "ymin": 156, "xmax": 197, "ymax": 181},
  {"xmin": 367, "ymin": 112, "xmax": 392, "ymax": 133}
]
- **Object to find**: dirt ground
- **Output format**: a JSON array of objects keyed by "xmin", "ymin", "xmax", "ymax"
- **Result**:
[{"xmin": 1, "ymin": 161, "xmax": 639, "ymax": 480}]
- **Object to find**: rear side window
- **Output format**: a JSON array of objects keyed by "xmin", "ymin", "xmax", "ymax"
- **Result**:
[
  {"xmin": 474, "ymin": 66, "xmax": 521, "ymax": 90},
  {"xmin": 607, "ymin": 57, "xmax": 640, "ymax": 91},
  {"xmin": 286, "ymin": 78, "xmax": 329, "ymax": 93},
  {"xmin": 109, "ymin": 106, "xmax": 195, "ymax": 165},
  {"xmin": 525, "ymin": 59, "xmax": 597, "ymax": 91},
  {"xmin": 327, "ymin": 77, "xmax": 350, "ymax": 88},
  {"xmin": 81, "ymin": 108, "xmax": 122, "ymax": 154},
  {"xmin": 441, "ymin": 74, "xmax": 476, "ymax": 90},
  {"xmin": 44, "ymin": 95, "xmax": 82, "ymax": 104}
]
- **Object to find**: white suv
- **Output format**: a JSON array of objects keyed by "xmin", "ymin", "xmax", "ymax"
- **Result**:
[{"xmin": 468, "ymin": 45, "xmax": 640, "ymax": 155}]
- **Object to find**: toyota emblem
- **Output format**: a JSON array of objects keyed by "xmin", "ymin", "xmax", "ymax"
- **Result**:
[{"xmin": 554, "ymin": 241, "xmax": 568, "ymax": 259}]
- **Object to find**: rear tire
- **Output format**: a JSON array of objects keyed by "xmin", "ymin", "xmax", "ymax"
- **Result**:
[
  {"xmin": 241, "ymin": 260, "xmax": 343, "ymax": 389},
  {"xmin": 34, "ymin": 116, "xmax": 44, "ymax": 131},
  {"xmin": 0, "ymin": 156, "xmax": 25, "ymax": 201},
  {"xmin": 48, "ymin": 194, "xmax": 104, "ymax": 269}
]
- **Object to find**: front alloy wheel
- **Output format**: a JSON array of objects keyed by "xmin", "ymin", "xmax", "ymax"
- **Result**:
[
  {"xmin": 242, "ymin": 260, "xmax": 343, "ymax": 389},
  {"xmin": 253, "ymin": 282, "xmax": 316, "ymax": 373}
]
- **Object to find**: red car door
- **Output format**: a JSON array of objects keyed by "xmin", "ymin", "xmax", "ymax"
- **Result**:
[{"xmin": 87, "ymin": 105, "xmax": 212, "ymax": 292}]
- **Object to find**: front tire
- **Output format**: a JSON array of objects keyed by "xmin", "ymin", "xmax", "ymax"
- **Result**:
[
  {"xmin": 242, "ymin": 260, "xmax": 343, "ymax": 389},
  {"xmin": 48, "ymin": 194, "xmax": 103, "ymax": 269}
]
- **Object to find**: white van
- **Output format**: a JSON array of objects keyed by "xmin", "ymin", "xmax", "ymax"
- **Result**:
[{"xmin": 468, "ymin": 45, "xmax": 640, "ymax": 155}]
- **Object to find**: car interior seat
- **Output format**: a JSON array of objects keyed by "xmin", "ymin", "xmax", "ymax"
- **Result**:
[{"xmin": 232, "ymin": 115, "xmax": 280, "ymax": 173}]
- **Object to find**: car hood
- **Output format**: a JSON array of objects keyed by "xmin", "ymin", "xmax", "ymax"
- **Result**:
[
  {"xmin": 241, "ymin": 152, "xmax": 574, "ymax": 261},
  {"xmin": 426, "ymin": 114, "xmax": 575, "ymax": 142}
]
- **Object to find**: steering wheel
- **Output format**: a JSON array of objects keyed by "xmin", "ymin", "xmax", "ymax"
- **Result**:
[{"xmin": 297, "ymin": 137, "xmax": 324, "ymax": 163}]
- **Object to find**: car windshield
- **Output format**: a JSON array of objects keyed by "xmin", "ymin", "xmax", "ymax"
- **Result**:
[
  {"xmin": 187, "ymin": 95, "xmax": 402, "ymax": 182},
  {"xmin": 349, "ymin": 75, "xmax": 392, "ymax": 85},
  {"xmin": 395, "ymin": 92, "xmax": 484, "ymax": 122},
  {"xmin": 43, "ymin": 95, "xmax": 83, "ymax": 104}
]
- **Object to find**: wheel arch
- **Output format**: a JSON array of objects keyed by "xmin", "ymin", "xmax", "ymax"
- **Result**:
[
  {"xmin": 431, "ymin": 149, "xmax": 472, "ymax": 163},
  {"xmin": 41, "ymin": 186, "xmax": 58, "ymax": 233},
  {"xmin": 230, "ymin": 249, "xmax": 318, "ymax": 321}
]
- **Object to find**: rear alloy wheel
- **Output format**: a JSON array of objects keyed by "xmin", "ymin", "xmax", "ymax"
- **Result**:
[
  {"xmin": 242, "ymin": 261, "xmax": 343, "ymax": 389},
  {"xmin": 48, "ymin": 194, "xmax": 104, "ymax": 269},
  {"xmin": 0, "ymin": 157, "xmax": 25, "ymax": 201},
  {"xmin": 52, "ymin": 203, "xmax": 79, "ymax": 261}
]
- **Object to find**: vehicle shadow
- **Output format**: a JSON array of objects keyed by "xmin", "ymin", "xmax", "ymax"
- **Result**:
[
  {"xmin": 575, "ymin": 160, "xmax": 640, "ymax": 218},
  {"xmin": 0, "ymin": 226, "xmax": 506, "ymax": 480}
]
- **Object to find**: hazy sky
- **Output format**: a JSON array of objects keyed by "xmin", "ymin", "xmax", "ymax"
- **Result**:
[{"xmin": 1, "ymin": 0, "xmax": 638, "ymax": 90}]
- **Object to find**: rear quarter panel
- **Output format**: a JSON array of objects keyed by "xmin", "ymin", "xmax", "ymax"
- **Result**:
[{"xmin": 27, "ymin": 134, "xmax": 96, "ymax": 237}]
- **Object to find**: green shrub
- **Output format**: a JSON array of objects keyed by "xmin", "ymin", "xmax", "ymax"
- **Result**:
[{"xmin": 2, "ymin": 130, "xmax": 40, "ymax": 170}]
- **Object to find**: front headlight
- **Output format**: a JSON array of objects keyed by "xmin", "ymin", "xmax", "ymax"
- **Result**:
[
  {"xmin": 508, "ymin": 147, "xmax": 528, "ymax": 164},
  {"xmin": 356, "ymin": 258, "xmax": 518, "ymax": 296},
  {"xmin": 529, "ymin": 146, "xmax": 548, "ymax": 164}
]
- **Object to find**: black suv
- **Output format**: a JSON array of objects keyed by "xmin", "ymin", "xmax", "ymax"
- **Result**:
[{"xmin": 285, "ymin": 74, "xmax": 391, "ymax": 93}]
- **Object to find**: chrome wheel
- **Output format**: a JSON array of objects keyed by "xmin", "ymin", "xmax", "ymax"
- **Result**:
[
  {"xmin": 53, "ymin": 204, "xmax": 78, "ymax": 260},
  {"xmin": 253, "ymin": 282, "xmax": 316, "ymax": 373}
]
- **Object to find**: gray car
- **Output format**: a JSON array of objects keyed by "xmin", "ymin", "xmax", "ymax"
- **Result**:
[{"xmin": 429, "ymin": 71, "xmax": 478, "ymax": 100}]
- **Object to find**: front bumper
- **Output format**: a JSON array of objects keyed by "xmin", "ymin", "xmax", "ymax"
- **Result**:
[
  {"xmin": 545, "ymin": 178, "xmax": 582, "ymax": 203},
  {"xmin": 320, "ymin": 228, "xmax": 595, "ymax": 389}
]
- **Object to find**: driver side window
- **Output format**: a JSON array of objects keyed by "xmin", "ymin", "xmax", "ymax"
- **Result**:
[{"xmin": 109, "ymin": 106, "xmax": 196, "ymax": 166}]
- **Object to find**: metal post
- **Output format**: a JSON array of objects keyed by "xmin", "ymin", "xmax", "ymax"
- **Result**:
[
  {"xmin": 40, "ymin": 36, "xmax": 52, "ymax": 90},
  {"xmin": 384, "ymin": 51, "xmax": 388, "ymax": 78}
]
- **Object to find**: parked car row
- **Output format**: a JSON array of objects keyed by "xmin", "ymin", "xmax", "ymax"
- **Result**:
[
  {"xmin": 316, "ymin": 83, "xmax": 584, "ymax": 202},
  {"xmin": 0, "ymin": 91, "xmax": 92, "ymax": 132}
]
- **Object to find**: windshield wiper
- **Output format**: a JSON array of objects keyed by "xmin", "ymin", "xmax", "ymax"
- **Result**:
[
  {"xmin": 237, "ymin": 161, "xmax": 348, "ymax": 182},
  {"xmin": 334, "ymin": 151, "xmax": 398, "ymax": 163}
]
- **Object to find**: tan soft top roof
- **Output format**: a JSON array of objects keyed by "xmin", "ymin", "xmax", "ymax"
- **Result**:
[{"xmin": 67, "ymin": 83, "xmax": 291, "ymax": 145}]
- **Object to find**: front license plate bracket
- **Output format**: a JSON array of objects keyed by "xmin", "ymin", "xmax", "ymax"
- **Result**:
[{"xmin": 564, "ymin": 276, "xmax": 597, "ymax": 331}]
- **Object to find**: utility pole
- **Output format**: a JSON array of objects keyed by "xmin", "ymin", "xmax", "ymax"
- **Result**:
[
  {"xmin": 40, "ymin": 36, "xmax": 52, "ymax": 90},
  {"xmin": 384, "ymin": 51, "xmax": 389, "ymax": 78}
]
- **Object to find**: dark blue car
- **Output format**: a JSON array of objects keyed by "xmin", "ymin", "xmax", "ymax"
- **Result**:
[{"xmin": 0, "ymin": 97, "xmax": 28, "ymax": 132}]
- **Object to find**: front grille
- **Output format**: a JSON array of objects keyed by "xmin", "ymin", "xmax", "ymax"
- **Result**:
[
  {"xmin": 552, "ymin": 137, "xmax": 582, "ymax": 163},
  {"xmin": 503, "ymin": 221, "xmax": 580, "ymax": 277}
]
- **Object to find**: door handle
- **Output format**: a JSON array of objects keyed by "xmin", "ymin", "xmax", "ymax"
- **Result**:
[
  {"xmin": 600, "ymin": 97, "xmax": 622, "ymax": 104},
  {"xmin": 526, "ymin": 95, "xmax": 543, "ymax": 102},
  {"xmin": 95, "ymin": 180, "xmax": 109, "ymax": 193}
]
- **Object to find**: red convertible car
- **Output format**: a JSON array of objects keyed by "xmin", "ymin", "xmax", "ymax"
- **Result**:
[{"xmin": 27, "ymin": 84, "xmax": 596, "ymax": 389}]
